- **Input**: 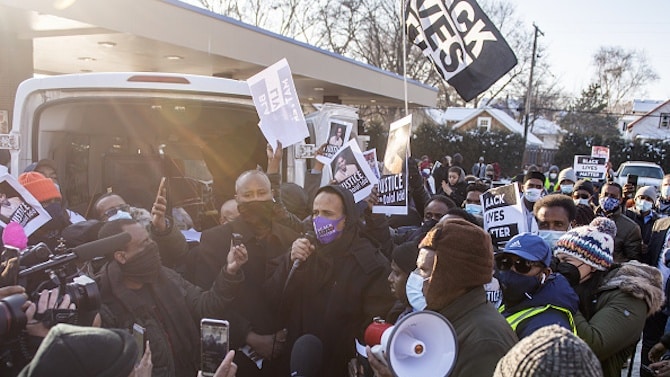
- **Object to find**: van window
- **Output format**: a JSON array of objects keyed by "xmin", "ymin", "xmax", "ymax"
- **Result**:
[{"xmin": 619, "ymin": 166, "xmax": 664, "ymax": 179}]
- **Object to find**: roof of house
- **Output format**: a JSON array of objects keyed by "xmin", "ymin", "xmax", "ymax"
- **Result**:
[
  {"xmin": 633, "ymin": 99, "xmax": 665, "ymax": 114},
  {"xmin": 626, "ymin": 99, "xmax": 670, "ymax": 131},
  {"xmin": 530, "ymin": 117, "xmax": 566, "ymax": 136},
  {"xmin": 448, "ymin": 107, "xmax": 544, "ymax": 146}
]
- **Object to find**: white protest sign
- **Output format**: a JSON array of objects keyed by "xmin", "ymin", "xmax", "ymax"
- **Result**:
[
  {"xmin": 316, "ymin": 120, "xmax": 353, "ymax": 164},
  {"xmin": 573, "ymin": 155, "xmax": 607, "ymax": 181},
  {"xmin": 0, "ymin": 174, "xmax": 51, "ymax": 236},
  {"xmin": 481, "ymin": 182, "xmax": 526, "ymax": 248},
  {"xmin": 591, "ymin": 146, "xmax": 610, "ymax": 161},
  {"xmin": 363, "ymin": 148, "xmax": 381, "ymax": 180},
  {"xmin": 247, "ymin": 58, "xmax": 309, "ymax": 148},
  {"xmin": 330, "ymin": 139, "xmax": 378, "ymax": 203},
  {"xmin": 373, "ymin": 115, "xmax": 412, "ymax": 215}
]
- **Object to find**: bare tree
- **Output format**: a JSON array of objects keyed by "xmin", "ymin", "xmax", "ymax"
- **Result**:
[{"xmin": 593, "ymin": 46, "xmax": 659, "ymax": 113}]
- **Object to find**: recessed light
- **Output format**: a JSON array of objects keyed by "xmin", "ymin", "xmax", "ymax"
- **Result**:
[
  {"xmin": 314, "ymin": 87, "xmax": 324, "ymax": 91},
  {"xmin": 165, "ymin": 55, "xmax": 184, "ymax": 60},
  {"xmin": 78, "ymin": 57, "xmax": 96, "ymax": 62},
  {"xmin": 98, "ymin": 41, "xmax": 116, "ymax": 48}
]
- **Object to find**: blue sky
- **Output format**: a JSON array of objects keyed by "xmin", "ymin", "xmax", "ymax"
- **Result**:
[{"xmin": 508, "ymin": 0, "xmax": 670, "ymax": 100}]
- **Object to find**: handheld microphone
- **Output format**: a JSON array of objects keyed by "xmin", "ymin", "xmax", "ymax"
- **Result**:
[
  {"xmin": 290, "ymin": 334, "xmax": 322, "ymax": 377},
  {"xmin": 291, "ymin": 231, "xmax": 316, "ymax": 270}
]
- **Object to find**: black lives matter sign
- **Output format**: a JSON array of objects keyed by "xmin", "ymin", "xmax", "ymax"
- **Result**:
[
  {"xmin": 481, "ymin": 183, "xmax": 526, "ymax": 248},
  {"xmin": 573, "ymin": 155, "xmax": 607, "ymax": 181},
  {"xmin": 405, "ymin": 0, "xmax": 517, "ymax": 102}
]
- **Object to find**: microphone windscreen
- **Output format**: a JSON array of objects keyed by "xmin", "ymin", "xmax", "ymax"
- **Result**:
[
  {"xmin": 290, "ymin": 334, "xmax": 322, "ymax": 377},
  {"xmin": 71, "ymin": 232, "xmax": 131, "ymax": 261},
  {"xmin": 3, "ymin": 222, "xmax": 27, "ymax": 251}
]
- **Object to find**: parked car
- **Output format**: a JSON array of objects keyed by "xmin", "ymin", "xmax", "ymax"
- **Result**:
[{"xmin": 614, "ymin": 161, "xmax": 665, "ymax": 190}]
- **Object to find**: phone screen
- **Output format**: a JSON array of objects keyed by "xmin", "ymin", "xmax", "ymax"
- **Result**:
[
  {"xmin": 627, "ymin": 174, "xmax": 639, "ymax": 187},
  {"xmin": 132, "ymin": 323, "xmax": 146, "ymax": 361},
  {"xmin": 201, "ymin": 319, "xmax": 229, "ymax": 376}
]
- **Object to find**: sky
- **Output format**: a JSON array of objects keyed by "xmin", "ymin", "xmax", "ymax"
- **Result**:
[{"xmin": 507, "ymin": 0, "xmax": 670, "ymax": 101}]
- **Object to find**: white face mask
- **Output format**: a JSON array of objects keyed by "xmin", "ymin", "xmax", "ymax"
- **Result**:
[
  {"xmin": 662, "ymin": 186, "xmax": 670, "ymax": 200},
  {"xmin": 108, "ymin": 210, "xmax": 132, "ymax": 221},
  {"xmin": 560, "ymin": 185, "xmax": 573, "ymax": 195},
  {"xmin": 405, "ymin": 272, "xmax": 427, "ymax": 311},
  {"xmin": 538, "ymin": 230, "xmax": 566, "ymax": 249},
  {"xmin": 574, "ymin": 198, "xmax": 590, "ymax": 207},
  {"xmin": 635, "ymin": 199, "xmax": 653, "ymax": 213},
  {"xmin": 524, "ymin": 188, "xmax": 542, "ymax": 203},
  {"xmin": 549, "ymin": 173, "xmax": 557, "ymax": 180}
]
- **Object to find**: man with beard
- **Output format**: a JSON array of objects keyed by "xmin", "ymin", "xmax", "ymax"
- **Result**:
[
  {"xmin": 97, "ymin": 218, "xmax": 246, "ymax": 377},
  {"xmin": 194, "ymin": 170, "xmax": 300, "ymax": 376},
  {"xmin": 267, "ymin": 185, "xmax": 394, "ymax": 377}
]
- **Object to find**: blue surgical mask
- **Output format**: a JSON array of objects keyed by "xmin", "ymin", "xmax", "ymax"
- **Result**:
[
  {"xmin": 465, "ymin": 203, "xmax": 483, "ymax": 216},
  {"xmin": 560, "ymin": 185, "xmax": 573, "ymax": 195},
  {"xmin": 601, "ymin": 197, "xmax": 620, "ymax": 212},
  {"xmin": 574, "ymin": 198, "xmax": 590, "ymax": 207},
  {"xmin": 635, "ymin": 199, "xmax": 653, "ymax": 213},
  {"xmin": 108, "ymin": 210, "xmax": 132, "ymax": 221},
  {"xmin": 524, "ymin": 188, "xmax": 542, "ymax": 203},
  {"xmin": 405, "ymin": 272, "xmax": 427, "ymax": 311},
  {"xmin": 537, "ymin": 230, "xmax": 566, "ymax": 249},
  {"xmin": 662, "ymin": 186, "xmax": 670, "ymax": 200}
]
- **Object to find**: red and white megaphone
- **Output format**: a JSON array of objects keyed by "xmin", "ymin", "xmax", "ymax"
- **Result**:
[{"xmin": 367, "ymin": 311, "xmax": 458, "ymax": 377}]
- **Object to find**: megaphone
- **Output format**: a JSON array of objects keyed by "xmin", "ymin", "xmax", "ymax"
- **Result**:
[{"xmin": 369, "ymin": 311, "xmax": 457, "ymax": 377}]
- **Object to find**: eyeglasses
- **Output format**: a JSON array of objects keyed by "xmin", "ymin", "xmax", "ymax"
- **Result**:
[
  {"xmin": 101, "ymin": 204, "xmax": 130, "ymax": 220},
  {"xmin": 572, "ymin": 193, "xmax": 589, "ymax": 200},
  {"xmin": 495, "ymin": 254, "xmax": 541, "ymax": 274}
]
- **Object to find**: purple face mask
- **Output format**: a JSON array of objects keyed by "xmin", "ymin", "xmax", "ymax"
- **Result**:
[{"xmin": 313, "ymin": 215, "xmax": 344, "ymax": 244}]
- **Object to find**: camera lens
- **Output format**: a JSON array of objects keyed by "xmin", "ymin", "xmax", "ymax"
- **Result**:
[
  {"xmin": 65, "ymin": 275, "xmax": 101, "ymax": 312},
  {"xmin": 0, "ymin": 293, "xmax": 27, "ymax": 339}
]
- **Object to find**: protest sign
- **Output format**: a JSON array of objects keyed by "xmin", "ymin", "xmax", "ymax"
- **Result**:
[
  {"xmin": 0, "ymin": 174, "xmax": 51, "ymax": 236},
  {"xmin": 405, "ymin": 0, "xmax": 518, "ymax": 102},
  {"xmin": 363, "ymin": 148, "xmax": 381, "ymax": 180},
  {"xmin": 316, "ymin": 120, "xmax": 353, "ymax": 163},
  {"xmin": 247, "ymin": 58, "xmax": 309, "ymax": 148},
  {"xmin": 573, "ymin": 155, "xmax": 607, "ymax": 181},
  {"xmin": 330, "ymin": 139, "xmax": 378, "ymax": 203},
  {"xmin": 481, "ymin": 182, "xmax": 526, "ymax": 248},
  {"xmin": 591, "ymin": 146, "xmax": 610, "ymax": 161},
  {"xmin": 373, "ymin": 115, "xmax": 412, "ymax": 215}
]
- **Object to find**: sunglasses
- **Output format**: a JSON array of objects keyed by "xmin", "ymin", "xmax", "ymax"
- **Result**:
[
  {"xmin": 573, "ymin": 193, "xmax": 589, "ymax": 200},
  {"xmin": 102, "ymin": 204, "xmax": 130, "ymax": 220},
  {"xmin": 495, "ymin": 254, "xmax": 541, "ymax": 274}
]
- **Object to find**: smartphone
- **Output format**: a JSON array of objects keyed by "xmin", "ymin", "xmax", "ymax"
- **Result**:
[
  {"xmin": 201, "ymin": 319, "xmax": 229, "ymax": 376},
  {"xmin": 232, "ymin": 233, "xmax": 243, "ymax": 247},
  {"xmin": 640, "ymin": 364, "xmax": 657, "ymax": 375},
  {"xmin": 627, "ymin": 174, "xmax": 639, "ymax": 187},
  {"xmin": 132, "ymin": 323, "xmax": 146, "ymax": 361}
]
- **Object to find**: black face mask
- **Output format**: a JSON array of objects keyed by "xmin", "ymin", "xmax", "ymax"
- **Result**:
[
  {"xmin": 421, "ymin": 218, "xmax": 438, "ymax": 231},
  {"xmin": 556, "ymin": 262, "xmax": 581, "ymax": 287},
  {"xmin": 42, "ymin": 202, "xmax": 69, "ymax": 231},
  {"xmin": 120, "ymin": 242, "xmax": 161, "ymax": 284},
  {"xmin": 237, "ymin": 200, "xmax": 274, "ymax": 227}
]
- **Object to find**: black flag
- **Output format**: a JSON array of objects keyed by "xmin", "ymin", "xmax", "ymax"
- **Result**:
[{"xmin": 405, "ymin": 0, "xmax": 517, "ymax": 102}]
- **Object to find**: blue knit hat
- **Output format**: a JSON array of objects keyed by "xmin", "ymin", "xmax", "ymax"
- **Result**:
[{"xmin": 553, "ymin": 218, "xmax": 615, "ymax": 271}]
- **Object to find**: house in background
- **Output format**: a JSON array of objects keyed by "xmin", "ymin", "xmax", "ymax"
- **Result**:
[
  {"xmin": 619, "ymin": 99, "xmax": 665, "ymax": 137},
  {"xmin": 624, "ymin": 100, "xmax": 670, "ymax": 142},
  {"xmin": 530, "ymin": 116, "xmax": 566, "ymax": 150}
]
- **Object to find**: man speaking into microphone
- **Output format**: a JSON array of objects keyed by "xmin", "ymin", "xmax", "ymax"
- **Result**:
[{"xmin": 266, "ymin": 185, "xmax": 394, "ymax": 377}]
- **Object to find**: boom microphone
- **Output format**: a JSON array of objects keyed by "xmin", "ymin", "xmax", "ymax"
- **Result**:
[
  {"xmin": 290, "ymin": 334, "xmax": 323, "ymax": 377},
  {"xmin": 71, "ymin": 232, "xmax": 132, "ymax": 261}
]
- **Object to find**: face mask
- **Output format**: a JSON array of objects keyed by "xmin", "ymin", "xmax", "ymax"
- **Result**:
[
  {"xmin": 549, "ymin": 173, "xmax": 557, "ymax": 180},
  {"xmin": 421, "ymin": 218, "xmax": 438, "ymax": 231},
  {"xmin": 560, "ymin": 185, "xmax": 573, "ymax": 195},
  {"xmin": 601, "ymin": 197, "xmax": 620, "ymax": 212},
  {"xmin": 108, "ymin": 210, "xmax": 132, "ymax": 221},
  {"xmin": 237, "ymin": 200, "xmax": 274, "ymax": 227},
  {"xmin": 538, "ymin": 230, "xmax": 565, "ymax": 249},
  {"xmin": 43, "ymin": 202, "xmax": 69, "ymax": 230},
  {"xmin": 635, "ymin": 199, "xmax": 653, "ymax": 213},
  {"xmin": 313, "ymin": 215, "xmax": 344, "ymax": 245},
  {"xmin": 524, "ymin": 188, "xmax": 542, "ymax": 203},
  {"xmin": 662, "ymin": 186, "xmax": 670, "ymax": 200},
  {"xmin": 405, "ymin": 272, "xmax": 427, "ymax": 311},
  {"xmin": 498, "ymin": 270, "xmax": 542, "ymax": 307},
  {"xmin": 465, "ymin": 203, "xmax": 483, "ymax": 216},
  {"xmin": 574, "ymin": 198, "xmax": 590, "ymax": 207},
  {"xmin": 120, "ymin": 242, "xmax": 162, "ymax": 284},
  {"xmin": 556, "ymin": 262, "xmax": 581, "ymax": 287}
]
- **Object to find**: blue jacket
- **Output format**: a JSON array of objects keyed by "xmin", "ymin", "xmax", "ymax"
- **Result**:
[{"xmin": 501, "ymin": 273, "xmax": 579, "ymax": 339}]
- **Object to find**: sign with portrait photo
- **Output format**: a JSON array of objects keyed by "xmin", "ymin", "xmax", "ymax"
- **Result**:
[
  {"xmin": 330, "ymin": 139, "xmax": 378, "ymax": 203},
  {"xmin": 481, "ymin": 182, "xmax": 526, "ymax": 248},
  {"xmin": 316, "ymin": 120, "xmax": 353, "ymax": 163},
  {"xmin": 0, "ymin": 174, "xmax": 51, "ymax": 236},
  {"xmin": 373, "ymin": 115, "xmax": 412, "ymax": 215},
  {"xmin": 363, "ymin": 148, "xmax": 381, "ymax": 180}
]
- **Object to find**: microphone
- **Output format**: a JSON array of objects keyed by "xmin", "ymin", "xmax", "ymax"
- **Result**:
[
  {"xmin": 291, "ymin": 231, "xmax": 316, "ymax": 270},
  {"xmin": 290, "ymin": 334, "xmax": 323, "ymax": 377},
  {"xmin": 2, "ymin": 222, "xmax": 27, "ymax": 251},
  {"xmin": 71, "ymin": 232, "xmax": 132, "ymax": 261}
]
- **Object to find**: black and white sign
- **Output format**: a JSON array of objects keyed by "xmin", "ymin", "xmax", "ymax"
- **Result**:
[
  {"xmin": 374, "ymin": 115, "xmax": 412, "ymax": 215},
  {"xmin": 330, "ymin": 139, "xmax": 378, "ymax": 203},
  {"xmin": 573, "ymin": 155, "xmax": 607, "ymax": 181},
  {"xmin": 405, "ymin": 0, "xmax": 518, "ymax": 102},
  {"xmin": 316, "ymin": 120, "xmax": 353, "ymax": 163},
  {"xmin": 0, "ymin": 174, "xmax": 51, "ymax": 236},
  {"xmin": 481, "ymin": 183, "xmax": 526, "ymax": 248}
]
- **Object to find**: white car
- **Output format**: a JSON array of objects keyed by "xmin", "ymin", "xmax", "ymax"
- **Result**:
[{"xmin": 615, "ymin": 161, "xmax": 665, "ymax": 190}]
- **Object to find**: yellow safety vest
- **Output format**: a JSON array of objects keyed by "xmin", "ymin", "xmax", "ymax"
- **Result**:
[{"xmin": 499, "ymin": 304, "xmax": 577, "ymax": 335}]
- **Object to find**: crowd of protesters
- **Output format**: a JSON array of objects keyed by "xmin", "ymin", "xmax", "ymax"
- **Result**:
[{"xmin": 1, "ymin": 146, "xmax": 670, "ymax": 377}]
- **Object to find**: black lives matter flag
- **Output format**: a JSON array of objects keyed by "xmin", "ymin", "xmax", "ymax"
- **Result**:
[{"xmin": 405, "ymin": 0, "xmax": 517, "ymax": 102}]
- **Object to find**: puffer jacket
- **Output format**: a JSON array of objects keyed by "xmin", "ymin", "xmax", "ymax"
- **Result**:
[{"xmin": 575, "ymin": 261, "xmax": 665, "ymax": 377}]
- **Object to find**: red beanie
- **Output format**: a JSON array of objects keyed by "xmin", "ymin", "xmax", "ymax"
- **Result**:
[{"xmin": 18, "ymin": 172, "xmax": 61, "ymax": 203}]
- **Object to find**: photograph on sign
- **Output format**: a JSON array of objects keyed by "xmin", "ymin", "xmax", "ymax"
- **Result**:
[
  {"xmin": 374, "ymin": 115, "xmax": 412, "ymax": 215},
  {"xmin": 481, "ymin": 182, "xmax": 526, "ymax": 248},
  {"xmin": 0, "ymin": 174, "xmax": 51, "ymax": 236},
  {"xmin": 363, "ymin": 148, "xmax": 381, "ymax": 180},
  {"xmin": 316, "ymin": 120, "xmax": 353, "ymax": 163},
  {"xmin": 573, "ymin": 155, "xmax": 607, "ymax": 181},
  {"xmin": 329, "ymin": 139, "xmax": 378, "ymax": 203},
  {"xmin": 247, "ymin": 58, "xmax": 309, "ymax": 148},
  {"xmin": 591, "ymin": 146, "xmax": 610, "ymax": 161}
]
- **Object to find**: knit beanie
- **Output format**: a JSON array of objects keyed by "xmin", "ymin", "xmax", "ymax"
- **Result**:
[
  {"xmin": 18, "ymin": 323, "xmax": 138, "ymax": 377},
  {"xmin": 18, "ymin": 172, "xmax": 61, "ymax": 203},
  {"xmin": 557, "ymin": 168, "xmax": 577, "ymax": 184},
  {"xmin": 636, "ymin": 185, "xmax": 657, "ymax": 203},
  {"xmin": 419, "ymin": 218, "xmax": 494, "ymax": 310},
  {"xmin": 493, "ymin": 324, "xmax": 603, "ymax": 377},
  {"xmin": 392, "ymin": 241, "xmax": 420, "ymax": 274},
  {"xmin": 573, "ymin": 179, "xmax": 594, "ymax": 195},
  {"xmin": 553, "ymin": 218, "xmax": 615, "ymax": 271}
]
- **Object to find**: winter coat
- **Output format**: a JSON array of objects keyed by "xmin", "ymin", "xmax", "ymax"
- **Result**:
[
  {"xmin": 595, "ymin": 206, "xmax": 643, "ymax": 263},
  {"xmin": 500, "ymin": 273, "xmax": 579, "ymax": 339},
  {"xmin": 625, "ymin": 207, "xmax": 660, "ymax": 245},
  {"xmin": 575, "ymin": 261, "xmax": 665, "ymax": 377},
  {"xmin": 437, "ymin": 287, "xmax": 518, "ymax": 377}
]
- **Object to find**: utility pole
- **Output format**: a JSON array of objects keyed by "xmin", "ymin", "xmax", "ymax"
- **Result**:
[{"xmin": 522, "ymin": 23, "xmax": 544, "ymax": 167}]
